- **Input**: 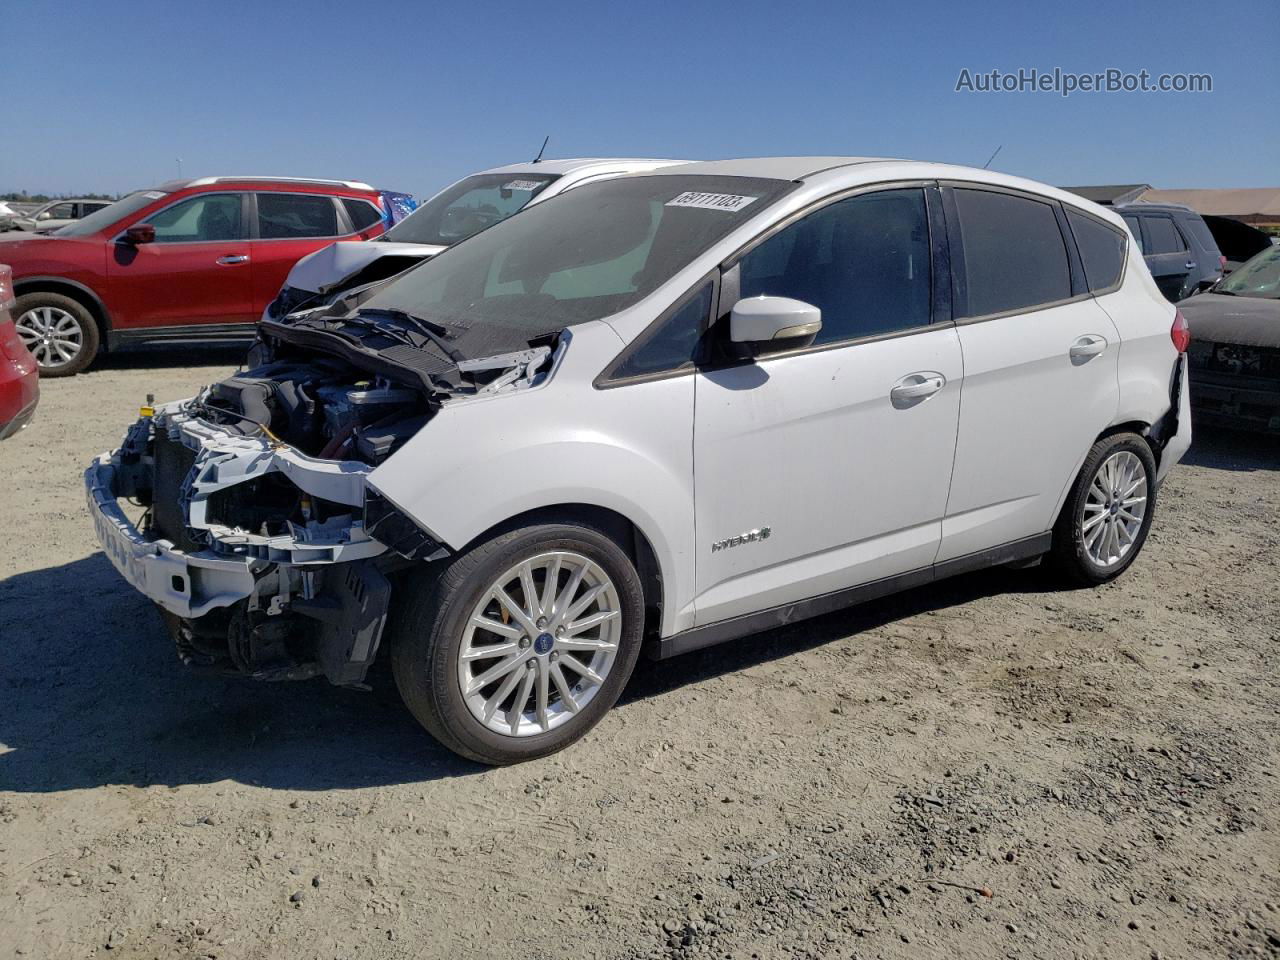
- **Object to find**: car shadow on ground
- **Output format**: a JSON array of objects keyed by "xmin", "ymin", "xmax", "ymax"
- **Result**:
[{"xmin": 1183, "ymin": 422, "xmax": 1280, "ymax": 471}]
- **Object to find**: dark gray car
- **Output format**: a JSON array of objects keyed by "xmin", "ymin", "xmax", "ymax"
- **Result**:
[
  {"xmin": 1115, "ymin": 203, "xmax": 1225, "ymax": 302},
  {"xmin": 1181, "ymin": 244, "xmax": 1280, "ymax": 433}
]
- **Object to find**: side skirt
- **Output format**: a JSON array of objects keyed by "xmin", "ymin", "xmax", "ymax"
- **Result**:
[
  {"xmin": 108, "ymin": 323, "xmax": 257, "ymax": 349},
  {"xmin": 648, "ymin": 532, "xmax": 1052, "ymax": 660}
]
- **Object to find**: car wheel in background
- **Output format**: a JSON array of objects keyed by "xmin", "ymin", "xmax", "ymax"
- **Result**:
[
  {"xmin": 390, "ymin": 521, "xmax": 645, "ymax": 765},
  {"xmin": 1051, "ymin": 433, "xmax": 1157, "ymax": 585},
  {"xmin": 13, "ymin": 293, "xmax": 100, "ymax": 377}
]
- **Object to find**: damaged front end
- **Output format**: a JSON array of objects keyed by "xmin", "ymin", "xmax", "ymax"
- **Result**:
[{"xmin": 86, "ymin": 324, "xmax": 555, "ymax": 686}]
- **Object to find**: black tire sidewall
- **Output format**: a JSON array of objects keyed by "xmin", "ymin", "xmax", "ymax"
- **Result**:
[
  {"xmin": 1056, "ymin": 434, "xmax": 1158, "ymax": 585},
  {"xmin": 13, "ymin": 292, "xmax": 100, "ymax": 376},
  {"xmin": 391, "ymin": 523, "xmax": 645, "ymax": 765}
]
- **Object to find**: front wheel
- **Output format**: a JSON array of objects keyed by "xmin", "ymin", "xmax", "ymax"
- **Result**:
[
  {"xmin": 1050, "ymin": 433, "xmax": 1157, "ymax": 585},
  {"xmin": 390, "ymin": 521, "xmax": 645, "ymax": 765}
]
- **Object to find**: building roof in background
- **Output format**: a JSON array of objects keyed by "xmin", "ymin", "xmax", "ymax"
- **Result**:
[
  {"xmin": 1061, "ymin": 184, "xmax": 1151, "ymax": 205},
  {"xmin": 1134, "ymin": 188, "xmax": 1280, "ymax": 219}
]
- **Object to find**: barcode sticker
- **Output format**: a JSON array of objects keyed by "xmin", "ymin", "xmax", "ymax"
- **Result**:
[
  {"xmin": 503, "ymin": 179, "xmax": 543, "ymax": 192},
  {"xmin": 666, "ymin": 191, "xmax": 758, "ymax": 212}
]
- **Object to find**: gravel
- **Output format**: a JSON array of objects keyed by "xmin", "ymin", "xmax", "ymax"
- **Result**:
[{"xmin": 1, "ymin": 348, "xmax": 1278, "ymax": 959}]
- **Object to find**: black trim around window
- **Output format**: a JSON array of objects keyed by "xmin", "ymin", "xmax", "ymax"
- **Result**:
[
  {"xmin": 593, "ymin": 270, "xmax": 720, "ymax": 388},
  {"xmin": 1061, "ymin": 204, "xmax": 1130, "ymax": 297}
]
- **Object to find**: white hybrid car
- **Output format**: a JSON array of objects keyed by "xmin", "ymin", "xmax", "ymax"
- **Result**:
[
  {"xmin": 88, "ymin": 157, "xmax": 1191, "ymax": 765},
  {"xmin": 264, "ymin": 158, "xmax": 681, "ymax": 321}
]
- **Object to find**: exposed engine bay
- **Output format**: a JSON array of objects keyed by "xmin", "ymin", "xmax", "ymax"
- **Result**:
[{"xmin": 87, "ymin": 320, "xmax": 558, "ymax": 687}]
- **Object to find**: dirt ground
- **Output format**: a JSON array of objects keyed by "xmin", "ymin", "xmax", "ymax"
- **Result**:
[{"xmin": 1, "ymin": 348, "xmax": 1278, "ymax": 960}]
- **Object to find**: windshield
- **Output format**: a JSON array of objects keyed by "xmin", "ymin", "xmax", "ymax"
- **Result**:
[
  {"xmin": 1218, "ymin": 245, "xmax": 1280, "ymax": 299},
  {"xmin": 53, "ymin": 190, "xmax": 167, "ymax": 237},
  {"xmin": 360, "ymin": 175, "xmax": 795, "ymax": 337},
  {"xmin": 382, "ymin": 173, "xmax": 559, "ymax": 247}
]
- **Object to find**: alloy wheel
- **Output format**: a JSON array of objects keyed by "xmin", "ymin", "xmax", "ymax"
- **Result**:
[
  {"xmin": 1081, "ymin": 450, "xmax": 1148, "ymax": 567},
  {"xmin": 457, "ymin": 551, "xmax": 622, "ymax": 737},
  {"xmin": 16, "ymin": 306, "xmax": 84, "ymax": 369}
]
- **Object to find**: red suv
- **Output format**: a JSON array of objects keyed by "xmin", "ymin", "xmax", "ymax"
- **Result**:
[{"xmin": 0, "ymin": 177, "xmax": 391, "ymax": 375}]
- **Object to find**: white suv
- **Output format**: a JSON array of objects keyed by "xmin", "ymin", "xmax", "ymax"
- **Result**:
[
  {"xmin": 87, "ymin": 157, "xmax": 1192, "ymax": 765},
  {"xmin": 264, "ymin": 158, "xmax": 682, "ymax": 321}
]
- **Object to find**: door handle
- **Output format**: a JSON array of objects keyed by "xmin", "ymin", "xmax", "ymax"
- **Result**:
[
  {"xmin": 1069, "ymin": 334, "xmax": 1108, "ymax": 361},
  {"xmin": 890, "ymin": 372, "xmax": 945, "ymax": 406},
  {"xmin": 216, "ymin": 255, "xmax": 249, "ymax": 265},
  {"xmin": 1184, "ymin": 261, "xmax": 1197, "ymax": 270}
]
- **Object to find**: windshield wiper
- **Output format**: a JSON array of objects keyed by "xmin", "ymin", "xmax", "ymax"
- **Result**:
[{"xmin": 357, "ymin": 307, "xmax": 467, "ymax": 363}]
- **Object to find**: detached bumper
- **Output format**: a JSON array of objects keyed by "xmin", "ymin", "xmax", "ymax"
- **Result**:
[{"xmin": 86, "ymin": 455, "xmax": 260, "ymax": 618}]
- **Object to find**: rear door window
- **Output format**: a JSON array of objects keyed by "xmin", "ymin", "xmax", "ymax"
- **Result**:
[
  {"xmin": 257, "ymin": 193, "xmax": 340, "ymax": 239},
  {"xmin": 1144, "ymin": 216, "xmax": 1186, "ymax": 254},
  {"xmin": 1066, "ymin": 209, "xmax": 1127, "ymax": 293},
  {"xmin": 952, "ymin": 188, "xmax": 1072, "ymax": 317},
  {"xmin": 1121, "ymin": 215, "xmax": 1145, "ymax": 253}
]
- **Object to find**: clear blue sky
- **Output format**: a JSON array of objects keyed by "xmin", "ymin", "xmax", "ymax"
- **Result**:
[{"xmin": 3, "ymin": 0, "xmax": 1276, "ymax": 198}]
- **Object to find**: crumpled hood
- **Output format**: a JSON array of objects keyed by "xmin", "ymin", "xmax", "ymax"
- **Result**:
[
  {"xmin": 1180, "ymin": 292, "xmax": 1280, "ymax": 349},
  {"xmin": 284, "ymin": 239, "xmax": 447, "ymax": 295}
]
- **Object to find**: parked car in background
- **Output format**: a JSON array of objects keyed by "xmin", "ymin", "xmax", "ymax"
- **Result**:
[
  {"xmin": 1114, "ymin": 203, "xmax": 1224, "ymax": 302},
  {"xmin": 0, "ymin": 202, "xmax": 20, "ymax": 219},
  {"xmin": 1202, "ymin": 215, "xmax": 1275, "ymax": 274},
  {"xmin": 2, "ymin": 198, "xmax": 114, "ymax": 234},
  {"xmin": 0, "ymin": 265, "xmax": 40, "ymax": 440},
  {"xmin": 88, "ymin": 157, "xmax": 1190, "ymax": 764},
  {"xmin": 1181, "ymin": 244, "xmax": 1280, "ymax": 433},
  {"xmin": 265, "ymin": 158, "xmax": 681, "ymax": 321},
  {"xmin": 0, "ymin": 177, "xmax": 406, "ymax": 376}
]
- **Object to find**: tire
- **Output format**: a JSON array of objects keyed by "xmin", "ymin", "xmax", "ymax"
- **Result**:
[
  {"xmin": 390, "ymin": 521, "xmax": 645, "ymax": 765},
  {"xmin": 13, "ymin": 292, "xmax": 100, "ymax": 376},
  {"xmin": 1050, "ymin": 432, "xmax": 1157, "ymax": 585}
]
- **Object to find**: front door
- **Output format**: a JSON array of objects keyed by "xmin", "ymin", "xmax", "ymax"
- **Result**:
[
  {"xmin": 107, "ymin": 192, "xmax": 253, "ymax": 331},
  {"xmin": 693, "ymin": 186, "xmax": 962, "ymax": 626}
]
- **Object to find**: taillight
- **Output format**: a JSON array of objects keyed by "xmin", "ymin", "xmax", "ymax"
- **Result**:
[
  {"xmin": 0, "ymin": 264, "xmax": 13, "ymax": 312},
  {"xmin": 1171, "ymin": 309, "xmax": 1191, "ymax": 354}
]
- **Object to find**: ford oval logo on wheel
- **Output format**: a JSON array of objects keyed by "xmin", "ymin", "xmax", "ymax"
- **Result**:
[{"xmin": 534, "ymin": 632, "xmax": 555, "ymax": 655}]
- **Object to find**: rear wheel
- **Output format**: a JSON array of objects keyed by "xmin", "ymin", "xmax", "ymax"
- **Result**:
[
  {"xmin": 1051, "ymin": 433, "xmax": 1157, "ymax": 585},
  {"xmin": 13, "ymin": 292, "xmax": 99, "ymax": 376},
  {"xmin": 390, "ymin": 521, "xmax": 644, "ymax": 765}
]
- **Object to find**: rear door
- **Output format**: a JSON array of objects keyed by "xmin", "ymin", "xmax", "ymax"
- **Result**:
[
  {"xmin": 248, "ymin": 192, "xmax": 371, "ymax": 315},
  {"xmin": 105, "ymin": 191, "xmax": 253, "ymax": 331},
  {"xmin": 1139, "ymin": 214, "xmax": 1193, "ymax": 301},
  {"xmin": 939, "ymin": 184, "xmax": 1120, "ymax": 562}
]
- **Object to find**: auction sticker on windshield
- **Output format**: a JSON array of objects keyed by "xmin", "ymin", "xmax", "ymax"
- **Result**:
[
  {"xmin": 666, "ymin": 192, "xmax": 758, "ymax": 212},
  {"xmin": 503, "ymin": 180, "xmax": 543, "ymax": 192}
]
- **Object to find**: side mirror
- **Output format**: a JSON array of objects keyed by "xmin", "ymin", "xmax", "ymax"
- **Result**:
[
  {"xmin": 123, "ymin": 224, "xmax": 156, "ymax": 245},
  {"xmin": 35, "ymin": 211, "xmax": 52, "ymax": 221},
  {"xmin": 729, "ymin": 296, "xmax": 822, "ymax": 356}
]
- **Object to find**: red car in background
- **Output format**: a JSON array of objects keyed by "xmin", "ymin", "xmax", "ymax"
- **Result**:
[
  {"xmin": 0, "ymin": 265, "xmax": 39, "ymax": 439},
  {"xmin": 0, "ymin": 177, "xmax": 393, "ymax": 376}
]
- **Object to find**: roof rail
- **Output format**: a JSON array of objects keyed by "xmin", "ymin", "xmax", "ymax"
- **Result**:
[{"xmin": 184, "ymin": 176, "xmax": 375, "ymax": 190}]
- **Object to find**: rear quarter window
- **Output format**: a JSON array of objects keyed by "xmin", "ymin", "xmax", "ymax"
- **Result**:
[
  {"xmin": 342, "ymin": 198, "xmax": 382, "ymax": 232},
  {"xmin": 1066, "ymin": 208, "xmax": 1127, "ymax": 293}
]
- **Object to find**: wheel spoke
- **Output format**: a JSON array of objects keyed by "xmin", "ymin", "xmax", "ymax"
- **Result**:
[
  {"xmin": 483, "ymin": 668, "xmax": 525, "ymax": 723},
  {"xmin": 550, "ymin": 662, "xmax": 579, "ymax": 713},
  {"xmin": 535, "ymin": 661, "xmax": 550, "ymax": 731},
  {"xmin": 493, "ymin": 585, "xmax": 537, "ymax": 635},
  {"xmin": 518, "ymin": 561, "xmax": 540, "ymax": 620},
  {"xmin": 1082, "ymin": 511, "xmax": 1108, "ymax": 533},
  {"xmin": 558, "ymin": 655, "xmax": 604, "ymax": 686},
  {"xmin": 562, "ymin": 581, "xmax": 607, "ymax": 627},
  {"xmin": 460, "ymin": 642, "xmax": 518, "ymax": 663},
  {"xmin": 470, "ymin": 615, "xmax": 522, "ymax": 640},
  {"xmin": 539, "ymin": 554, "xmax": 562, "ymax": 620},
  {"xmin": 557, "ymin": 636, "xmax": 619, "ymax": 653},
  {"xmin": 563, "ymin": 609, "xmax": 620, "ymax": 637},
  {"xmin": 550, "ymin": 562, "xmax": 587, "ymax": 627},
  {"xmin": 508, "ymin": 669, "xmax": 535, "ymax": 735},
  {"xmin": 465, "ymin": 650, "xmax": 530, "ymax": 695}
]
